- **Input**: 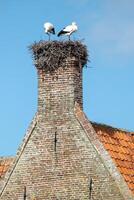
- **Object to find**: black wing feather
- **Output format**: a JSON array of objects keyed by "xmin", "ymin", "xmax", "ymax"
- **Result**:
[
  {"xmin": 52, "ymin": 28, "xmax": 55, "ymax": 34},
  {"xmin": 57, "ymin": 30, "xmax": 69, "ymax": 37},
  {"xmin": 50, "ymin": 28, "xmax": 55, "ymax": 34}
]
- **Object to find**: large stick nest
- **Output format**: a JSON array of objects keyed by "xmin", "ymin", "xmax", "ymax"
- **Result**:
[{"xmin": 29, "ymin": 40, "xmax": 88, "ymax": 72}]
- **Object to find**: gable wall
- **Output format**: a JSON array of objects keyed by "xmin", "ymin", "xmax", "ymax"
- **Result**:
[{"xmin": 0, "ymin": 112, "xmax": 126, "ymax": 200}]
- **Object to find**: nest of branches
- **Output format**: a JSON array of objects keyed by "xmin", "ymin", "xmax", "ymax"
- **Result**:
[{"xmin": 29, "ymin": 40, "xmax": 88, "ymax": 72}]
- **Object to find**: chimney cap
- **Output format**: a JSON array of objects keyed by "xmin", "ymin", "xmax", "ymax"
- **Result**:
[{"xmin": 29, "ymin": 40, "xmax": 88, "ymax": 72}]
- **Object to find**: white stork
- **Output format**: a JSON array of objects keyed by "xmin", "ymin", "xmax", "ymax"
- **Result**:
[
  {"xmin": 57, "ymin": 22, "xmax": 78, "ymax": 40},
  {"xmin": 44, "ymin": 22, "xmax": 55, "ymax": 41}
]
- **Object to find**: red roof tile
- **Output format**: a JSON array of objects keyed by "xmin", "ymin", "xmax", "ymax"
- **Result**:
[
  {"xmin": 74, "ymin": 103, "xmax": 134, "ymax": 197},
  {"xmin": 92, "ymin": 122, "xmax": 134, "ymax": 195},
  {"xmin": 0, "ymin": 157, "xmax": 14, "ymax": 179}
]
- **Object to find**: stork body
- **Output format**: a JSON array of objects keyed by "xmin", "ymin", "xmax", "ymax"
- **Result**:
[
  {"xmin": 44, "ymin": 22, "xmax": 55, "ymax": 41},
  {"xmin": 57, "ymin": 22, "xmax": 78, "ymax": 40}
]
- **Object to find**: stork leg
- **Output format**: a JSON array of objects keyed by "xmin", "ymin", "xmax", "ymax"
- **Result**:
[
  {"xmin": 68, "ymin": 35, "xmax": 71, "ymax": 41},
  {"xmin": 49, "ymin": 34, "xmax": 50, "ymax": 41}
]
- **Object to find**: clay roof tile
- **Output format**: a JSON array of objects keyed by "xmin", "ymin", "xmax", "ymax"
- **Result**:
[
  {"xmin": 0, "ymin": 157, "xmax": 14, "ymax": 178},
  {"xmin": 92, "ymin": 122, "xmax": 134, "ymax": 195}
]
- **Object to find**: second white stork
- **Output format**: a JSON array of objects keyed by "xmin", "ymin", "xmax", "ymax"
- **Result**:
[
  {"xmin": 44, "ymin": 22, "xmax": 55, "ymax": 41},
  {"xmin": 57, "ymin": 22, "xmax": 78, "ymax": 40}
]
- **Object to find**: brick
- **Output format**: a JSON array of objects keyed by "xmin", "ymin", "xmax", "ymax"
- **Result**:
[{"xmin": 0, "ymin": 42, "xmax": 133, "ymax": 200}]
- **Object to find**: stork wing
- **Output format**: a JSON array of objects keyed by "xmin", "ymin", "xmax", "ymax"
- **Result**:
[{"xmin": 63, "ymin": 25, "xmax": 73, "ymax": 32}]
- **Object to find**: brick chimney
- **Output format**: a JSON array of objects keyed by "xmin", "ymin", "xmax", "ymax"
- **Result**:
[
  {"xmin": 37, "ymin": 58, "xmax": 83, "ymax": 118},
  {"xmin": 32, "ymin": 41, "xmax": 87, "ymax": 121}
]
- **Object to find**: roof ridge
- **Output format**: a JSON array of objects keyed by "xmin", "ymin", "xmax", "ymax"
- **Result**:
[
  {"xmin": 91, "ymin": 121, "xmax": 134, "ymax": 135},
  {"xmin": 0, "ymin": 157, "xmax": 14, "ymax": 160}
]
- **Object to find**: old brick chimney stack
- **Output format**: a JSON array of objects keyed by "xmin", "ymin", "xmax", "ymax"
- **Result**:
[
  {"xmin": 34, "ymin": 41, "xmax": 87, "ymax": 118},
  {"xmin": 0, "ymin": 41, "xmax": 130, "ymax": 200},
  {"xmin": 37, "ymin": 57, "xmax": 83, "ymax": 119}
]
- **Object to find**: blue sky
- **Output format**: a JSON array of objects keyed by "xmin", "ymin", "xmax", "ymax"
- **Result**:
[{"xmin": 0, "ymin": 0, "xmax": 134, "ymax": 156}]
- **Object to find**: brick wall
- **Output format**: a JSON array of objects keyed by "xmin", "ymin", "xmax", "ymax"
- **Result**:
[
  {"xmin": 37, "ymin": 57, "xmax": 83, "ymax": 118},
  {"xmin": 0, "ymin": 44, "xmax": 130, "ymax": 199}
]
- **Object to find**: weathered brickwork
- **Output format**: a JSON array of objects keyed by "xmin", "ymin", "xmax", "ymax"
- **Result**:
[
  {"xmin": 92, "ymin": 122, "xmax": 134, "ymax": 195},
  {"xmin": 0, "ymin": 43, "xmax": 133, "ymax": 199}
]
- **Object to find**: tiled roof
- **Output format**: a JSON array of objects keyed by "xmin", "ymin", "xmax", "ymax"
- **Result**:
[
  {"xmin": 75, "ymin": 103, "xmax": 133, "ymax": 198},
  {"xmin": 0, "ymin": 113, "xmax": 133, "ymax": 197},
  {"xmin": 92, "ymin": 122, "xmax": 134, "ymax": 195},
  {"xmin": 0, "ymin": 157, "xmax": 14, "ymax": 179}
]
